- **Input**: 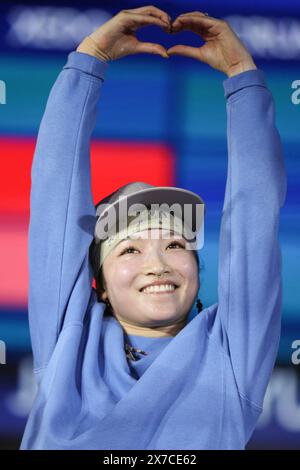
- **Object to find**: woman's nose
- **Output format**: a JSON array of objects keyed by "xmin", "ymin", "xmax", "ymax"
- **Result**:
[
  {"xmin": 147, "ymin": 265, "xmax": 169, "ymax": 276},
  {"xmin": 143, "ymin": 251, "xmax": 170, "ymax": 276}
]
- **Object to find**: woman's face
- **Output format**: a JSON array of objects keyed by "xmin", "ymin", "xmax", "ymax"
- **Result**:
[{"xmin": 100, "ymin": 228, "xmax": 199, "ymax": 327}]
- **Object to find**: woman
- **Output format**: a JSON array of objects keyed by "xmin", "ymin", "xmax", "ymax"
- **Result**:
[{"xmin": 20, "ymin": 6, "xmax": 287, "ymax": 450}]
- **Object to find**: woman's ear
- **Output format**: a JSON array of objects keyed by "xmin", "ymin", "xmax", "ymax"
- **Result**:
[
  {"xmin": 94, "ymin": 273, "xmax": 108, "ymax": 303},
  {"xmin": 97, "ymin": 265, "xmax": 108, "ymax": 302},
  {"xmin": 100, "ymin": 290, "xmax": 108, "ymax": 302}
]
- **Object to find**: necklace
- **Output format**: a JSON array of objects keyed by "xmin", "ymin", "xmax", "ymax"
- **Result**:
[{"xmin": 124, "ymin": 343, "xmax": 148, "ymax": 362}]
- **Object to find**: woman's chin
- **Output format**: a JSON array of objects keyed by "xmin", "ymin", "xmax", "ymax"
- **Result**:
[{"xmin": 138, "ymin": 308, "xmax": 183, "ymax": 325}]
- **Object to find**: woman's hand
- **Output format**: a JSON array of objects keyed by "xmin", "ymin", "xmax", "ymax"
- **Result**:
[
  {"xmin": 77, "ymin": 6, "xmax": 171, "ymax": 61},
  {"xmin": 167, "ymin": 12, "xmax": 257, "ymax": 77}
]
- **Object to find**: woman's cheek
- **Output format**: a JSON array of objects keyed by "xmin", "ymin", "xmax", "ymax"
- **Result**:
[
  {"xmin": 171, "ymin": 252, "xmax": 197, "ymax": 274},
  {"xmin": 111, "ymin": 259, "xmax": 140, "ymax": 287},
  {"xmin": 176, "ymin": 254, "xmax": 199, "ymax": 292}
]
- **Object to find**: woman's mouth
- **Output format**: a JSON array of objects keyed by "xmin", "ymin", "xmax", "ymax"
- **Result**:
[{"xmin": 140, "ymin": 284, "xmax": 178, "ymax": 294}]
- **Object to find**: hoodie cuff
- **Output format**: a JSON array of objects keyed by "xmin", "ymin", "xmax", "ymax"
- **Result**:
[
  {"xmin": 63, "ymin": 50, "xmax": 109, "ymax": 81},
  {"xmin": 223, "ymin": 69, "xmax": 267, "ymax": 99}
]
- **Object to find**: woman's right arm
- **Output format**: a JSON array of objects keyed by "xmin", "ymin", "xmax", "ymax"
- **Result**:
[
  {"xmin": 28, "ymin": 52, "xmax": 108, "ymax": 374},
  {"xmin": 28, "ymin": 6, "xmax": 171, "ymax": 374}
]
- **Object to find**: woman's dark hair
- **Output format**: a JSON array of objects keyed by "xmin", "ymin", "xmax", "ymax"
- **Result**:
[
  {"xmin": 89, "ymin": 237, "xmax": 203, "ymax": 314},
  {"xmin": 89, "ymin": 236, "xmax": 105, "ymax": 302}
]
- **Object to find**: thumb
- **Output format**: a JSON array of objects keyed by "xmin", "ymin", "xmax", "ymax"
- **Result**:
[
  {"xmin": 167, "ymin": 45, "xmax": 199, "ymax": 60},
  {"xmin": 136, "ymin": 42, "xmax": 169, "ymax": 58}
]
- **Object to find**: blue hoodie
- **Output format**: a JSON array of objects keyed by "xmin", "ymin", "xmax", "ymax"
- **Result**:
[{"xmin": 20, "ymin": 51, "xmax": 287, "ymax": 450}]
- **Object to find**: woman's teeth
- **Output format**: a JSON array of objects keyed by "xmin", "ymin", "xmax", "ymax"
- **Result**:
[{"xmin": 141, "ymin": 284, "xmax": 177, "ymax": 294}]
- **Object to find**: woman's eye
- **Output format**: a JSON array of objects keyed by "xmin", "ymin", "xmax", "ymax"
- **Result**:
[
  {"xmin": 167, "ymin": 241, "xmax": 185, "ymax": 249},
  {"xmin": 119, "ymin": 242, "xmax": 185, "ymax": 255},
  {"xmin": 120, "ymin": 246, "xmax": 139, "ymax": 255}
]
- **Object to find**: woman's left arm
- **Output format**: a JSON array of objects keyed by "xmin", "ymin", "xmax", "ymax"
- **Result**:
[
  {"xmin": 168, "ymin": 13, "xmax": 287, "ymax": 408},
  {"xmin": 218, "ymin": 69, "xmax": 287, "ymax": 409}
]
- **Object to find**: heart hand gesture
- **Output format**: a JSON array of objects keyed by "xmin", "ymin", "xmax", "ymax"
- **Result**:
[{"xmin": 168, "ymin": 12, "xmax": 256, "ymax": 77}]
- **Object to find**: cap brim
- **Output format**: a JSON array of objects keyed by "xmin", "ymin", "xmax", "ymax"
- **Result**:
[{"xmin": 95, "ymin": 186, "xmax": 205, "ymax": 244}]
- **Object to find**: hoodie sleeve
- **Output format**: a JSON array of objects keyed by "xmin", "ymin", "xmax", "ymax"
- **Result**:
[
  {"xmin": 27, "ymin": 51, "xmax": 108, "ymax": 373},
  {"xmin": 215, "ymin": 69, "xmax": 287, "ymax": 409}
]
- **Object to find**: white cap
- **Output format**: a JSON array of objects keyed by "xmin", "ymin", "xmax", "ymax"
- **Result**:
[{"xmin": 94, "ymin": 181, "xmax": 205, "ymax": 267}]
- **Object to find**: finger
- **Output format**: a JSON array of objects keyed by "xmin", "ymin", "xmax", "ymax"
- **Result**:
[
  {"xmin": 167, "ymin": 45, "xmax": 200, "ymax": 61},
  {"xmin": 167, "ymin": 44, "xmax": 211, "ymax": 64},
  {"xmin": 171, "ymin": 16, "xmax": 216, "ymax": 34},
  {"xmin": 171, "ymin": 19, "xmax": 198, "ymax": 34},
  {"xmin": 173, "ymin": 15, "xmax": 214, "ymax": 25},
  {"xmin": 127, "ymin": 13, "xmax": 171, "ymax": 32},
  {"xmin": 136, "ymin": 41, "xmax": 169, "ymax": 58},
  {"xmin": 124, "ymin": 6, "xmax": 171, "ymax": 25},
  {"xmin": 176, "ymin": 11, "xmax": 210, "ymax": 17},
  {"xmin": 170, "ymin": 25, "xmax": 214, "ymax": 42}
]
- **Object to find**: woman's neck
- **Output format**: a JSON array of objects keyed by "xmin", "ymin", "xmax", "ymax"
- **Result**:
[{"xmin": 114, "ymin": 314, "xmax": 187, "ymax": 338}]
